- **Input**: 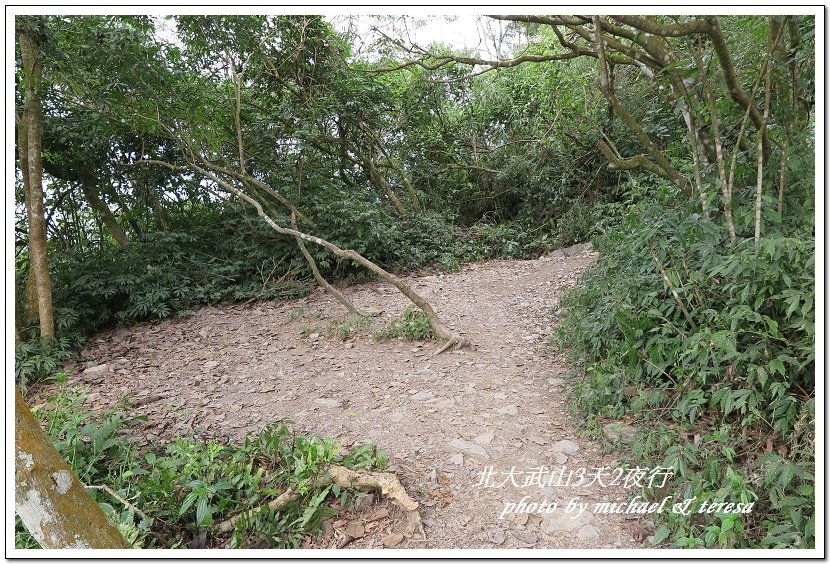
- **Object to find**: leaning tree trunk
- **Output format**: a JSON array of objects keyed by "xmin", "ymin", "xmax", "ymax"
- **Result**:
[
  {"xmin": 291, "ymin": 212, "xmax": 366, "ymax": 316},
  {"xmin": 80, "ymin": 176, "xmax": 128, "ymax": 245},
  {"xmin": 19, "ymin": 29, "xmax": 54, "ymax": 341},
  {"xmin": 15, "ymin": 387, "xmax": 129, "ymax": 549},
  {"xmin": 203, "ymin": 167, "xmax": 466, "ymax": 347},
  {"xmin": 140, "ymin": 159, "xmax": 469, "ymax": 351}
]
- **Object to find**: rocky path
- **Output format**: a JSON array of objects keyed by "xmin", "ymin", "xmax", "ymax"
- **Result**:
[{"xmin": 46, "ymin": 244, "xmax": 647, "ymax": 549}]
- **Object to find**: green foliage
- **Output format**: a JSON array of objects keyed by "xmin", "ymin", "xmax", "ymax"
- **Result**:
[
  {"xmin": 554, "ymin": 197, "xmax": 598, "ymax": 247},
  {"xmin": 15, "ymin": 337, "xmax": 75, "ymax": 393},
  {"xmin": 37, "ymin": 386, "xmax": 134, "ymax": 483},
  {"xmin": 49, "ymin": 205, "xmax": 313, "ymax": 335},
  {"xmin": 558, "ymin": 198, "xmax": 815, "ymax": 548},
  {"xmin": 22, "ymin": 14, "xmax": 611, "ymax": 345},
  {"xmin": 333, "ymin": 315, "xmax": 372, "ymax": 340},
  {"xmin": 46, "ymin": 198, "xmax": 561, "ymax": 341},
  {"xmin": 373, "ymin": 305, "xmax": 434, "ymax": 341},
  {"xmin": 16, "ymin": 14, "xmax": 816, "ymax": 552},
  {"xmin": 25, "ymin": 385, "xmax": 151, "ymax": 547},
  {"xmin": 16, "ymin": 385, "xmax": 390, "ymax": 549}
]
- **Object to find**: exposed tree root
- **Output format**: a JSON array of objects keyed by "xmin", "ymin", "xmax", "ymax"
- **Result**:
[
  {"xmin": 216, "ymin": 488, "xmax": 300, "ymax": 534},
  {"xmin": 215, "ymin": 464, "xmax": 423, "ymax": 538},
  {"xmin": 430, "ymin": 339, "xmax": 470, "ymax": 358}
]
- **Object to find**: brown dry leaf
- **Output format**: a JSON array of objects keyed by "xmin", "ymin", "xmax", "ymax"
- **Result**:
[
  {"xmin": 428, "ymin": 487, "xmax": 453, "ymax": 507},
  {"xmin": 367, "ymin": 507, "xmax": 389, "ymax": 522},
  {"xmin": 383, "ymin": 532, "xmax": 404, "ymax": 548},
  {"xmin": 345, "ymin": 522, "xmax": 365, "ymax": 538}
]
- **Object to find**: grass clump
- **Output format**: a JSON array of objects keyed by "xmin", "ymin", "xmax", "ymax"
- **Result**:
[{"xmin": 373, "ymin": 306, "xmax": 434, "ymax": 341}]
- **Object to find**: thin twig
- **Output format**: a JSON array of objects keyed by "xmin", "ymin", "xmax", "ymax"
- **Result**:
[
  {"xmin": 639, "ymin": 350, "xmax": 677, "ymax": 385},
  {"xmin": 85, "ymin": 484, "xmax": 152, "ymax": 522},
  {"xmin": 648, "ymin": 243, "xmax": 697, "ymax": 331}
]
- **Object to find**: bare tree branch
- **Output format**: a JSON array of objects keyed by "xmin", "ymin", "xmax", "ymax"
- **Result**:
[
  {"xmin": 134, "ymin": 159, "xmax": 469, "ymax": 350},
  {"xmin": 593, "ymin": 17, "xmax": 692, "ymax": 197},
  {"xmin": 705, "ymin": 16, "xmax": 770, "ymax": 161},
  {"xmin": 291, "ymin": 211, "xmax": 367, "ymax": 316},
  {"xmin": 611, "ymin": 15, "xmax": 709, "ymax": 37}
]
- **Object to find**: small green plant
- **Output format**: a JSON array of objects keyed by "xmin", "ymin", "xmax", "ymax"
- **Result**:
[
  {"xmin": 15, "ymin": 337, "xmax": 75, "ymax": 393},
  {"xmin": 299, "ymin": 315, "xmax": 370, "ymax": 341},
  {"xmin": 438, "ymin": 254, "xmax": 461, "ymax": 272},
  {"xmin": 285, "ymin": 306, "xmax": 307, "ymax": 323},
  {"xmin": 16, "ymin": 385, "xmax": 390, "ymax": 549},
  {"xmin": 299, "ymin": 324, "xmax": 320, "ymax": 338},
  {"xmin": 334, "ymin": 315, "xmax": 371, "ymax": 340},
  {"xmin": 373, "ymin": 306, "xmax": 434, "ymax": 341}
]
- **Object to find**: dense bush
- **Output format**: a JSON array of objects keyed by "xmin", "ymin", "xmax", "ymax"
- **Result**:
[
  {"xmin": 558, "ymin": 195, "xmax": 815, "ymax": 548},
  {"xmin": 45, "ymin": 206, "xmax": 313, "ymax": 337}
]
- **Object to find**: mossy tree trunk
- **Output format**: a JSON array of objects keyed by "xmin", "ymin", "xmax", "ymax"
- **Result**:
[
  {"xmin": 18, "ymin": 25, "xmax": 55, "ymax": 341},
  {"xmin": 15, "ymin": 388, "xmax": 129, "ymax": 549}
]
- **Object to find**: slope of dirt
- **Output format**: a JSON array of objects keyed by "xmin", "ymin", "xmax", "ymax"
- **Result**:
[{"xmin": 39, "ymin": 244, "xmax": 649, "ymax": 549}]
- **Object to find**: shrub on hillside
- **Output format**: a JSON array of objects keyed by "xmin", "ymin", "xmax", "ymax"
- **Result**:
[{"xmin": 558, "ymin": 201, "xmax": 814, "ymax": 548}]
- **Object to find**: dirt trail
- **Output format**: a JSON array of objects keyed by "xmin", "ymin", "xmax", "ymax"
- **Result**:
[{"xmin": 46, "ymin": 245, "xmax": 646, "ymax": 549}]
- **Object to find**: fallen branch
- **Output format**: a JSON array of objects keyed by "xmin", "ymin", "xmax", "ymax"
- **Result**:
[
  {"xmin": 216, "ymin": 464, "xmax": 423, "ymax": 537},
  {"xmin": 135, "ymin": 158, "xmax": 470, "ymax": 353}
]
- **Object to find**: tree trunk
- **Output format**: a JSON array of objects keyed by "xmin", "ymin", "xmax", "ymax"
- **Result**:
[
  {"xmin": 15, "ymin": 387, "xmax": 130, "ymax": 549},
  {"xmin": 339, "ymin": 136, "xmax": 408, "ymax": 218},
  {"xmin": 693, "ymin": 43, "xmax": 736, "ymax": 242},
  {"xmin": 365, "ymin": 156, "xmax": 408, "ymax": 219},
  {"xmin": 80, "ymin": 176, "xmax": 128, "ymax": 245},
  {"xmin": 105, "ymin": 181, "xmax": 142, "ymax": 236},
  {"xmin": 15, "ymin": 282, "xmax": 24, "ymax": 344},
  {"xmin": 777, "ymin": 138, "xmax": 788, "ymax": 216},
  {"xmin": 19, "ymin": 29, "xmax": 55, "ymax": 341},
  {"xmin": 755, "ymin": 21, "xmax": 776, "ymax": 253},
  {"xmin": 17, "ymin": 112, "xmax": 38, "ymax": 333},
  {"xmin": 142, "ymin": 180, "xmax": 170, "ymax": 231},
  {"xmin": 592, "ymin": 17, "xmax": 692, "ymax": 198}
]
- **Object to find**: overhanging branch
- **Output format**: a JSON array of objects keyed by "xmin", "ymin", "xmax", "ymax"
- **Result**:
[{"xmin": 597, "ymin": 140, "xmax": 667, "ymax": 178}]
